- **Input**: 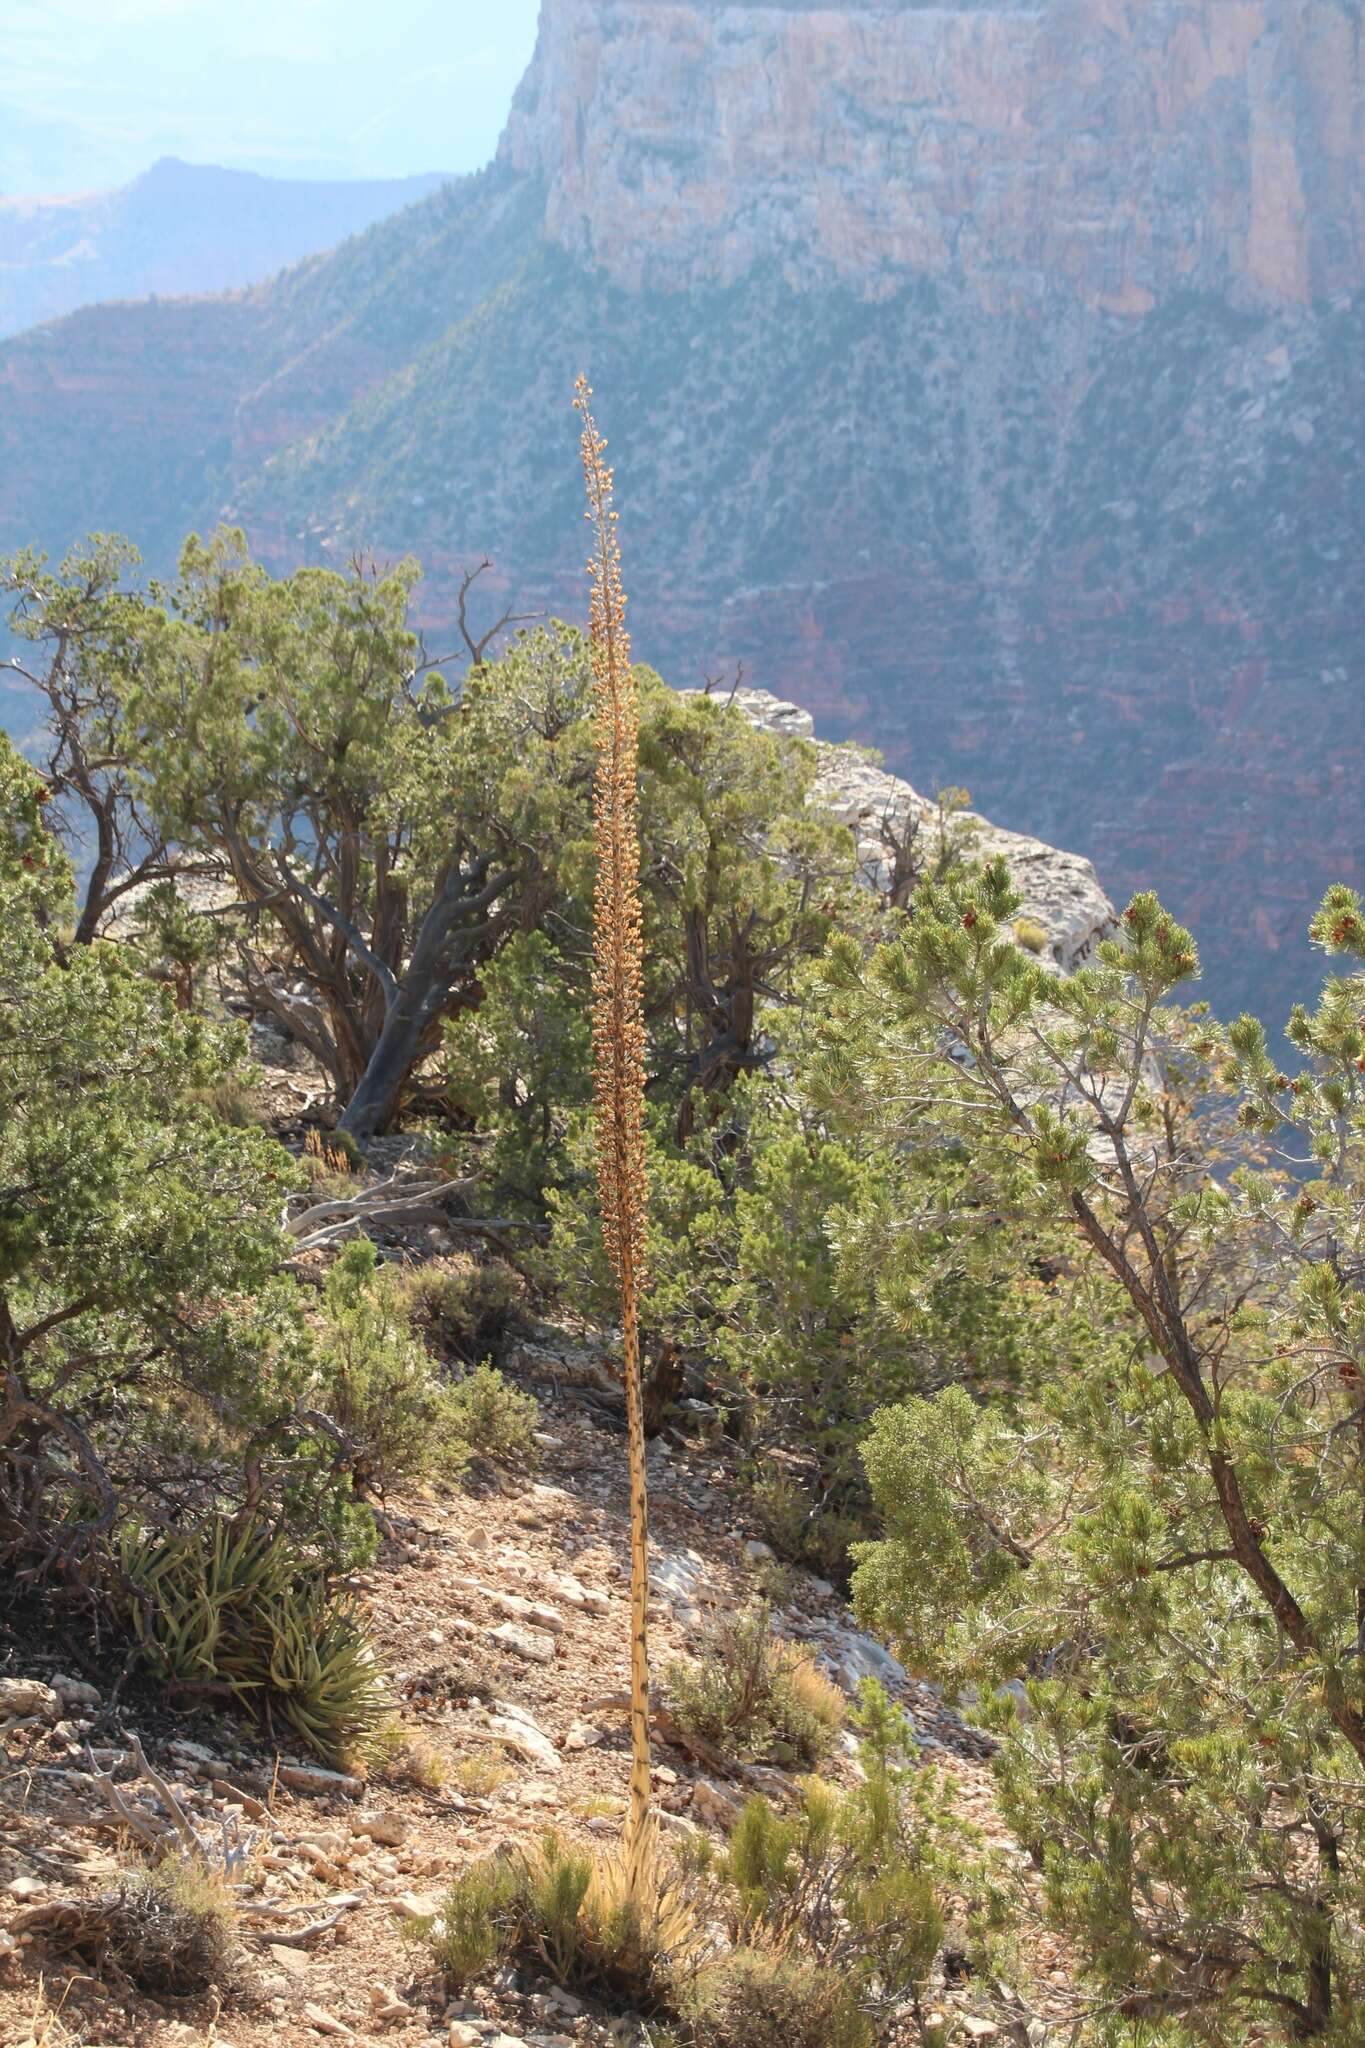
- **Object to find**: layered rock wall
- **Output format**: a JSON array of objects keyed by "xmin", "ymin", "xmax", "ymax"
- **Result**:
[{"xmin": 501, "ymin": 0, "xmax": 1364, "ymax": 307}]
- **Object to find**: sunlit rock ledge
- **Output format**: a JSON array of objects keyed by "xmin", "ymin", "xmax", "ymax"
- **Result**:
[{"xmin": 714, "ymin": 684, "xmax": 1119, "ymax": 975}]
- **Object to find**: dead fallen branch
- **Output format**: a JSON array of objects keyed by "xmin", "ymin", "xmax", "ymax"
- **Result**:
[
  {"xmin": 281, "ymin": 1169, "xmax": 543, "ymax": 1254},
  {"xmin": 84, "ymin": 1737, "xmax": 254, "ymax": 1877}
]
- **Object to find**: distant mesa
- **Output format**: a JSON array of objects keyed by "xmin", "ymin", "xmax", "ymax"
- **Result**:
[{"xmin": 0, "ymin": 158, "xmax": 454, "ymax": 340}]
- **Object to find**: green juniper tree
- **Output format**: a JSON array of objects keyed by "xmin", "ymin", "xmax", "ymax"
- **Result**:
[
  {"xmin": 806, "ymin": 861, "xmax": 1365, "ymax": 2039},
  {"xmin": 445, "ymin": 673, "xmax": 858, "ymax": 1207},
  {"xmin": 635, "ymin": 684, "xmax": 855, "ymax": 1138},
  {"xmin": 5, "ymin": 530, "xmax": 857, "ymax": 1152},
  {"xmin": 544, "ymin": 1056, "xmax": 1061, "ymax": 1565},
  {"xmin": 0, "ymin": 731, "xmax": 314, "ymax": 1587},
  {"xmin": 118, "ymin": 532, "xmax": 579, "ymax": 1139},
  {"xmin": 5, "ymin": 532, "xmax": 608, "ymax": 1139},
  {"xmin": 1, "ymin": 536, "xmax": 199, "ymax": 945}
]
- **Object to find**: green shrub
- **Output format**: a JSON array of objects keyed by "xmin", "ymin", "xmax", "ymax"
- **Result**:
[
  {"xmin": 1012, "ymin": 915, "xmax": 1050, "ymax": 954},
  {"xmin": 843, "ymin": 1857, "xmax": 944, "ymax": 2007},
  {"xmin": 723, "ymin": 1790, "xmax": 836, "ymax": 1939},
  {"xmin": 312, "ymin": 1243, "xmax": 537, "ymax": 1492},
  {"xmin": 719, "ymin": 1786, "xmax": 943, "ymax": 2012},
  {"xmin": 706, "ymin": 1691, "xmax": 949, "ymax": 2029},
  {"xmin": 672, "ymin": 1947, "xmax": 872, "ymax": 2048},
  {"xmin": 410, "ymin": 1853, "xmax": 520, "ymax": 1990},
  {"xmin": 419, "ymin": 1832, "xmax": 708, "ymax": 2013},
  {"xmin": 191, "ymin": 1074, "xmax": 268, "ymax": 1129},
  {"xmin": 395, "ymin": 1253, "xmax": 521, "ymax": 1366},
  {"xmin": 518, "ymin": 1832, "xmax": 595, "ymax": 1988},
  {"xmin": 667, "ymin": 1607, "xmax": 843, "ymax": 1767},
  {"xmin": 0, "ymin": 734, "xmax": 313, "ymax": 1600},
  {"xmin": 128, "ymin": 877, "xmax": 229, "ymax": 1015},
  {"xmin": 120, "ymin": 1514, "xmax": 389, "ymax": 1766},
  {"xmin": 749, "ymin": 1470, "xmax": 863, "ymax": 1584},
  {"xmin": 313, "ymin": 1240, "xmax": 461, "ymax": 1494},
  {"xmin": 443, "ymin": 1361, "xmax": 541, "ymax": 1470}
]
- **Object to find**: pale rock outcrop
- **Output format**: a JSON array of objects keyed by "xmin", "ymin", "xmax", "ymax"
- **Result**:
[{"xmin": 714, "ymin": 685, "xmax": 1120, "ymax": 972}]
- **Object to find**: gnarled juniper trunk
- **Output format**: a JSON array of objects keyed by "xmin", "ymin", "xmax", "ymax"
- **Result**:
[{"xmin": 338, "ymin": 852, "xmax": 517, "ymax": 1140}]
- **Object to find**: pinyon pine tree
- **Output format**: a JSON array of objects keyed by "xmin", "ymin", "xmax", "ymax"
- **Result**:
[{"xmin": 808, "ymin": 862, "xmax": 1365, "ymax": 2040}]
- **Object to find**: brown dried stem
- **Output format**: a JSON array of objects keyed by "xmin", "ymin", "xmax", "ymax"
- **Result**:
[{"xmin": 575, "ymin": 374, "xmax": 653, "ymax": 1882}]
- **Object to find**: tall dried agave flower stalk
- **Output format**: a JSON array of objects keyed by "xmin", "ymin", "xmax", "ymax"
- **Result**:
[{"xmin": 575, "ymin": 375, "xmax": 653, "ymax": 1880}]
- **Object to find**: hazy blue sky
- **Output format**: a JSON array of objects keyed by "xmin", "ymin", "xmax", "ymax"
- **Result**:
[{"xmin": 2, "ymin": 0, "xmax": 542, "ymax": 194}]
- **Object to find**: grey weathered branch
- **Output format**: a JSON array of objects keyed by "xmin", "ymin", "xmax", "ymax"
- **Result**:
[{"xmin": 283, "ymin": 1168, "xmax": 479, "ymax": 1247}]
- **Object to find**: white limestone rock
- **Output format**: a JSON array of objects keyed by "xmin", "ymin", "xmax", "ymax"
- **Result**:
[{"xmin": 714, "ymin": 686, "xmax": 1118, "ymax": 976}]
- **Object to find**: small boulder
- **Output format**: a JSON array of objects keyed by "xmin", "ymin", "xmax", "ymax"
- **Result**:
[
  {"xmin": 489, "ymin": 1621, "xmax": 556, "ymax": 1664},
  {"xmin": 51, "ymin": 1674, "xmax": 101, "ymax": 1710},
  {"xmin": 351, "ymin": 1809, "xmax": 408, "ymax": 1847},
  {"xmin": 267, "ymin": 1943, "xmax": 313, "ymax": 1979},
  {"xmin": 0, "ymin": 1678, "xmax": 60, "ymax": 1722},
  {"xmin": 562, "ymin": 1720, "xmax": 604, "ymax": 1753},
  {"xmin": 822, "ymin": 1623, "xmax": 906, "ymax": 1695},
  {"xmin": 551, "ymin": 1574, "xmax": 610, "ymax": 1615},
  {"xmin": 490, "ymin": 1589, "xmax": 565, "ymax": 1635},
  {"xmin": 277, "ymin": 1762, "xmax": 363, "ymax": 1798},
  {"xmin": 484, "ymin": 1704, "xmax": 561, "ymax": 1772},
  {"xmin": 392, "ymin": 1891, "xmax": 440, "ymax": 1923},
  {"xmin": 691, "ymin": 1779, "xmax": 742, "ymax": 1829},
  {"xmin": 652, "ymin": 1548, "xmax": 709, "ymax": 1608},
  {"xmin": 302, "ymin": 2005, "xmax": 353, "ymax": 2038}
]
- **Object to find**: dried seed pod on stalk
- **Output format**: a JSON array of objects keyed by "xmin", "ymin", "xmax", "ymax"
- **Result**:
[{"xmin": 574, "ymin": 374, "xmax": 653, "ymax": 1884}]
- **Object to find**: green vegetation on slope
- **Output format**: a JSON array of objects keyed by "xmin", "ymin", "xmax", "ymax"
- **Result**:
[{"xmin": 3, "ymin": 522, "xmax": 1364, "ymax": 2038}]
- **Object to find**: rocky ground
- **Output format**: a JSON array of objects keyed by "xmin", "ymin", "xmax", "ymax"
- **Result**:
[{"xmin": 0, "ymin": 1306, "xmax": 1078, "ymax": 2048}]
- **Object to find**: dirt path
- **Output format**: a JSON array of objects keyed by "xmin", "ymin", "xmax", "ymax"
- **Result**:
[{"xmin": 1, "ymin": 1329, "xmax": 1055, "ymax": 2048}]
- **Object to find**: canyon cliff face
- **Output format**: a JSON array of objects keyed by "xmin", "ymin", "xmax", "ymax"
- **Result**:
[
  {"xmin": 0, "ymin": 0, "xmax": 1360, "ymax": 1027},
  {"xmin": 501, "ymin": 0, "xmax": 1364, "ymax": 309}
]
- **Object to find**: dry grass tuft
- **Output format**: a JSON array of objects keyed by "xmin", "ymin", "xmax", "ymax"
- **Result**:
[
  {"xmin": 303, "ymin": 1124, "xmax": 360, "ymax": 1191},
  {"xmin": 517, "ymin": 1828, "xmax": 712, "ymax": 2010},
  {"xmin": 671, "ymin": 1944, "xmax": 873, "ymax": 2048},
  {"xmin": 13, "ymin": 1857, "xmax": 235, "ymax": 1999},
  {"xmin": 775, "ymin": 1646, "xmax": 847, "ymax": 1740},
  {"xmin": 367, "ymin": 1719, "xmax": 450, "ymax": 1790},
  {"xmin": 419, "ymin": 1829, "xmax": 712, "ymax": 2012},
  {"xmin": 453, "ymin": 1749, "xmax": 513, "ymax": 1798},
  {"xmin": 104, "ymin": 1857, "xmax": 235, "ymax": 1994},
  {"xmin": 14, "ymin": 1977, "xmax": 79, "ymax": 2048},
  {"xmin": 668, "ymin": 1607, "xmax": 844, "ymax": 1767}
]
